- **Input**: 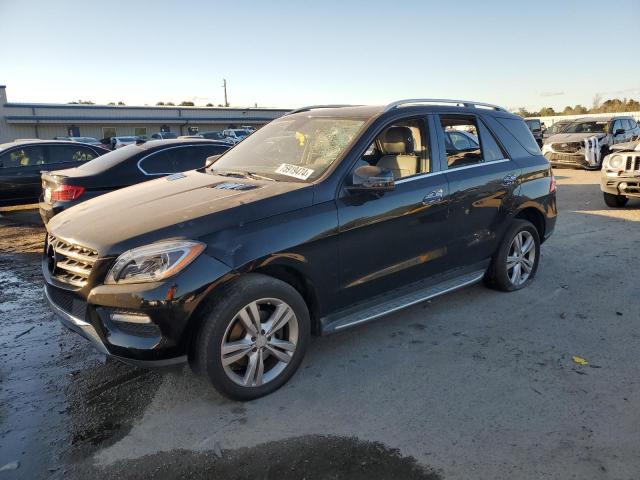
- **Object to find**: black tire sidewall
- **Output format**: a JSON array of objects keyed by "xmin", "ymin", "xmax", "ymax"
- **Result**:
[
  {"xmin": 195, "ymin": 274, "xmax": 310, "ymax": 401},
  {"xmin": 603, "ymin": 192, "xmax": 628, "ymax": 208},
  {"xmin": 492, "ymin": 220, "xmax": 541, "ymax": 292}
]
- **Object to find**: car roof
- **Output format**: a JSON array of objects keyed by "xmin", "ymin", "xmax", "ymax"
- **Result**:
[
  {"xmin": 286, "ymin": 102, "xmax": 520, "ymax": 121},
  {"xmin": 133, "ymin": 138, "xmax": 231, "ymax": 150},
  {"xmin": 0, "ymin": 139, "xmax": 101, "ymax": 151}
]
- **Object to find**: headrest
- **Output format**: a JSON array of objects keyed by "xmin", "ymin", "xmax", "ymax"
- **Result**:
[{"xmin": 381, "ymin": 126, "xmax": 414, "ymax": 154}]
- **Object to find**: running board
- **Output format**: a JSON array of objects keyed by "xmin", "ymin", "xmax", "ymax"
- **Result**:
[{"xmin": 321, "ymin": 269, "xmax": 485, "ymax": 334}]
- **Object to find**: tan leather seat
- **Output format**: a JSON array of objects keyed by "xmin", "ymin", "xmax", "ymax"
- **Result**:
[{"xmin": 376, "ymin": 126, "xmax": 418, "ymax": 179}]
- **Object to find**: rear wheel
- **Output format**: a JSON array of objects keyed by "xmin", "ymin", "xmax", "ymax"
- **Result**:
[
  {"xmin": 603, "ymin": 192, "xmax": 628, "ymax": 208},
  {"xmin": 192, "ymin": 274, "xmax": 310, "ymax": 401},
  {"xmin": 485, "ymin": 219, "xmax": 540, "ymax": 292}
]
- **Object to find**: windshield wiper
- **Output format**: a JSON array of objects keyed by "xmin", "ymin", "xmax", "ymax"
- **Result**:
[{"xmin": 212, "ymin": 169, "xmax": 276, "ymax": 182}]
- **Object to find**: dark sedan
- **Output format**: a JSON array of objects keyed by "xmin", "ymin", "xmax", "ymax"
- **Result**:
[
  {"xmin": 0, "ymin": 140, "xmax": 109, "ymax": 207},
  {"xmin": 39, "ymin": 139, "xmax": 231, "ymax": 223}
]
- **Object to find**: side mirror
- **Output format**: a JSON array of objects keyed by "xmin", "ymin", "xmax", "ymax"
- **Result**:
[
  {"xmin": 348, "ymin": 165, "xmax": 395, "ymax": 194},
  {"xmin": 205, "ymin": 154, "xmax": 222, "ymax": 168},
  {"xmin": 615, "ymin": 129, "xmax": 625, "ymax": 136}
]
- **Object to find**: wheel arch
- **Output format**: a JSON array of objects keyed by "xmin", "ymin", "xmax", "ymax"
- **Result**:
[{"xmin": 513, "ymin": 206, "xmax": 546, "ymax": 242}]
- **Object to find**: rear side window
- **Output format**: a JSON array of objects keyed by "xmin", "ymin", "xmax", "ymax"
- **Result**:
[
  {"xmin": 495, "ymin": 117, "xmax": 540, "ymax": 155},
  {"xmin": 139, "ymin": 149, "xmax": 176, "ymax": 174},
  {"xmin": 439, "ymin": 115, "xmax": 506, "ymax": 169}
]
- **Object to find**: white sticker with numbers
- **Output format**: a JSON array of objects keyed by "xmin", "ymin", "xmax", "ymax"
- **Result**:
[{"xmin": 275, "ymin": 163, "xmax": 314, "ymax": 180}]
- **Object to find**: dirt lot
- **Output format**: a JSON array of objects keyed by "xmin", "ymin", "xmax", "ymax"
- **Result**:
[{"xmin": 1, "ymin": 169, "xmax": 639, "ymax": 479}]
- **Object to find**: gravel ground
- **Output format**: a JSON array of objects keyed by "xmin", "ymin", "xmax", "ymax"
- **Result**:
[{"xmin": 0, "ymin": 169, "xmax": 639, "ymax": 479}]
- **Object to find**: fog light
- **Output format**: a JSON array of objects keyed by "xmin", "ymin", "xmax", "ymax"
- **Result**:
[
  {"xmin": 619, "ymin": 182, "xmax": 628, "ymax": 192},
  {"xmin": 110, "ymin": 311, "xmax": 152, "ymax": 324}
]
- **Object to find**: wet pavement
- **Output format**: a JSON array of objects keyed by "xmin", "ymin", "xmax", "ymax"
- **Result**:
[{"xmin": 1, "ymin": 169, "xmax": 639, "ymax": 479}]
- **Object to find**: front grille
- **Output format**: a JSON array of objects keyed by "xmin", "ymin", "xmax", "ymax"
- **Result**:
[
  {"xmin": 622, "ymin": 154, "xmax": 640, "ymax": 174},
  {"xmin": 47, "ymin": 235, "xmax": 98, "ymax": 287},
  {"xmin": 552, "ymin": 142, "xmax": 581, "ymax": 153},
  {"xmin": 47, "ymin": 285, "xmax": 88, "ymax": 319},
  {"xmin": 546, "ymin": 152, "xmax": 583, "ymax": 164}
]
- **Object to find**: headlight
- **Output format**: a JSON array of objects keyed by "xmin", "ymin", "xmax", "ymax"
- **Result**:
[
  {"xmin": 607, "ymin": 155, "xmax": 624, "ymax": 170},
  {"xmin": 105, "ymin": 240, "xmax": 205, "ymax": 284}
]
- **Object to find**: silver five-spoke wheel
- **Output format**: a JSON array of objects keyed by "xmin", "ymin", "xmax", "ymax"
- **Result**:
[
  {"xmin": 506, "ymin": 231, "xmax": 536, "ymax": 286},
  {"xmin": 221, "ymin": 298, "xmax": 299, "ymax": 387}
]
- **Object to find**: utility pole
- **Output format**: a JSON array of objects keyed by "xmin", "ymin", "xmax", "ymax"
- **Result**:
[{"xmin": 222, "ymin": 79, "xmax": 229, "ymax": 107}]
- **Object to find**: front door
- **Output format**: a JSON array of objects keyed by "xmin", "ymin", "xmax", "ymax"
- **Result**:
[
  {"xmin": 336, "ymin": 116, "xmax": 451, "ymax": 308},
  {"xmin": 436, "ymin": 113, "xmax": 520, "ymax": 268}
]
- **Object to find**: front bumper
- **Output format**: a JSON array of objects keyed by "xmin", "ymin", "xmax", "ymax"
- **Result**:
[
  {"xmin": 601, "ymin": 173, "xmax": 640, "ymax": 198},
  {"xmin": 43, "ymin": 252, "xmax": 233, "ymax": 366},
  {"xmin": 544, "ymin": 152, "xmax": 595, "ymax": 170}
]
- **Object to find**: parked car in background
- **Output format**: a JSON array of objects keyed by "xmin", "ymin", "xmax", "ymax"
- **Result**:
[
  {"xmin": 542, "ymin": 116, "xmax": 640, "ymax": 169},
  {"xmin": 0, "ymin": 140, "xmax": 109, "ymax": 206},
  {"xmin": 39, "ymin": 139, "xmax": 231, "ymax": 223},
  {"xmin": 54, "ymin": 136, "xmax": 103, "ymax": 146},
  {"xmin": 222, "ymin": 128, "xmax": 251, "ymax": 144},
  {"xmin": 151, "ymin": 132, "xmax": 178, "ymax": 140},
  {"xmin": 111, "ymin": 136, "xmax": 138, "ymax": 149},
  {"xmin": 43, "ymin": 99, "xmax": 556, "ymax": 400},
  {"xmin": 600, "ymin": 139, "xmax": 640, "ymax": 207},
  {"xmin": 542, "ymin": 119, "xmax": 572, "ymax": 142},
  {"xmin": 240, "ymin": 125, "xmax": 256, "ymax": 132},
  {"xmin": 524, "ymin": 118, "xmax": 543, "ymax": 147},
  {"xmin": 198, "ymin": 131, "xmax": 235, "ymax": 144},
  {"xmin": 444, "ymin": 128, "xmax": 479, "ymax": 151}
]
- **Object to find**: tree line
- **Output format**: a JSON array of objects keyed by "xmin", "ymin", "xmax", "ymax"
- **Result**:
[{"xmin": 516, "ymin": 97, "xmax": 640, "ymax": 118}]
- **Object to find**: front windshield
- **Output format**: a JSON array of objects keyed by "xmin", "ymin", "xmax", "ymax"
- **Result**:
[
  {"xmin": 209, "ymin": 116, "xmax": 365, "ymax": 181},
  {"xmin": 564, "ymin": 121, "xmax": 608, "ymax": 134}
]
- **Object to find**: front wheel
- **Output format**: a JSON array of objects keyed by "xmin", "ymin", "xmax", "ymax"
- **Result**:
[
  {"xmin": 603, "ymin": 192, "xmax": 628, "ymax": 208},
  {"xmin": 485, "ymin": 219, "xmax": 541, "ymax": 292},
  {"xmin": 192, "ymin": 274, "xmax": 310, "ymax": 401}
]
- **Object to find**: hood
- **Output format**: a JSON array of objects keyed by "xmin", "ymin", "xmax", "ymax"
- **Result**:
[
  {"xmin": 611, "ymin": 140, "xmax": 640, "ymax": 152},
  {"xmin": 47, "ymin": 170, "xmax": 313, "ymax": 256},
  {"xmin": 547, "ymin": 132, "xmax": 607, "ymax": 143}
]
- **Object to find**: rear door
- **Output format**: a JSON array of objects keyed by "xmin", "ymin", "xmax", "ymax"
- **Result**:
[
  {"xmin": 0, "ymin": 145, "xmax": 47, "ymax": 205},
  {"xmin": 336, "ymin": 114, "xmax": 452, "ymax": 307},
  {"xmin": 436, "ymin": 113, "xmax": 520, "ymax": 268}
]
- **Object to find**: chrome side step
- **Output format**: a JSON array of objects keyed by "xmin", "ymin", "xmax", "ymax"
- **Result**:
[{"xmin": 321, "ymin": 269, "xmax": 485, "ymax": 334}]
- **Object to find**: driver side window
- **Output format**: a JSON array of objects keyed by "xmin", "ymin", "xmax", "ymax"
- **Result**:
[{"xmin": 359, "ymin": 118, "xmax": 430, "ymax": 180}]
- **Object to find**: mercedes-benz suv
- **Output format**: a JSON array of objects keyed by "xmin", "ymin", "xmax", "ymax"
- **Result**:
[{"xmin": 43, "ymin": 99, "xmax": 557, "ymax": 400}]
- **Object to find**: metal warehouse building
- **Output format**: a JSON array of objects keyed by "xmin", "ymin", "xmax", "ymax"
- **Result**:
[{"xmin": 0, "ymin": 85, "xmax": 290, "ymax": 144}]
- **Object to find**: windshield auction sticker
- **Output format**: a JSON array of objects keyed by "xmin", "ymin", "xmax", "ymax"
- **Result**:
[{"xmin": 275, "ymin": 163, "xmax": 314, "ymax": 180}]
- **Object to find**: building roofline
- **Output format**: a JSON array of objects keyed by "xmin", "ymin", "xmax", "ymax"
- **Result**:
[
  {"xmin": 3, "ymin": 101, "xmax": 289, "ymax": 113},
  {"xmin": 5, "ymin": 115, "xmax": 279, "ymax": 123}
]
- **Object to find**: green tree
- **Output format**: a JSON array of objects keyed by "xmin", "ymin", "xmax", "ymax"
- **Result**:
[{"xmin": 179, "ymin": 101, "xmax": 195, "ymax": 106}]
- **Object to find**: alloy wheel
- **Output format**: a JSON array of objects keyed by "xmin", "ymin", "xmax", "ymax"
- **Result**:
[
  {"xmin": 506, "ymin": 231, "xmax": 536, "ymax": 286},
  {"xmin": 220, "ymin": 298, "xmax": 299, "ymax": 387}
]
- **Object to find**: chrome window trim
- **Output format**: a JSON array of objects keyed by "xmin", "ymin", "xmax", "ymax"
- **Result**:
[
  {"xmin": 137, "ymin": 144, "xmax": 219, "ymax": 176},
  {"xmin": 395, "ymin": 158, "xmax": 511, "ymax": 184}
]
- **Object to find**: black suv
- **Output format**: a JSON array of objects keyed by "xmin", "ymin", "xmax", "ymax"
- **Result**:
[{"xmin": 43, "ymin": 99, "xmax": 557, "ymax": 400}]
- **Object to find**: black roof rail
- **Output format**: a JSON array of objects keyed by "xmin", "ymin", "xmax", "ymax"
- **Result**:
[{"xmin": 384, "ymin": 98, "xmax": 507, "ymax": 113}]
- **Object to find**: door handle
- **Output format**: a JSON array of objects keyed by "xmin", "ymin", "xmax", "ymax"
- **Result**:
[
  {"xmin": 502, "ymin": 173, "xmax": 517, "ymax": 186},
  {"xmin": 422, "ymin": 188, "xmax": 444, "ymax": 205}
]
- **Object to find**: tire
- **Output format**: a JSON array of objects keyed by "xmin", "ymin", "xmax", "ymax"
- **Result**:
[
  {"xmin": 603, "ymin": 192, "xmax": 628, "ymax": 208},
  {"xmin": 485, "ymin": 219, "xmax": 541, "ymax": 292},
  {"xmin": 192, "ymin": 273, "xmax": 310, "ymax": 401},
  {"xmin": 598, "ymin": 147, "xmax": 609, "ymax": 169}
]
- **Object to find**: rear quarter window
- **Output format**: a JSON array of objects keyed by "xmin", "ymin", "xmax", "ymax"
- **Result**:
[{"xmin": 496, "ymin": 117, "xmax": 541, "ymax": 155}]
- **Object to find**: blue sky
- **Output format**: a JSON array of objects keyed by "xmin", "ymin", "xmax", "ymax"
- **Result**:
[{"xmin": 1, "ymin": 0, "xmax": 638, "ymax": 110}]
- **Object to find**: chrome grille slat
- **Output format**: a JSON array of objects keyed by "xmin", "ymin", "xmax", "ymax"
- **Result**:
[
  {"xmin": 47, "ymin": 235, "xmax": 98, "ymax": 287},
  {"xmin": 620, "ymin": 154, "xmax": 640, "ymax": 174}
]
